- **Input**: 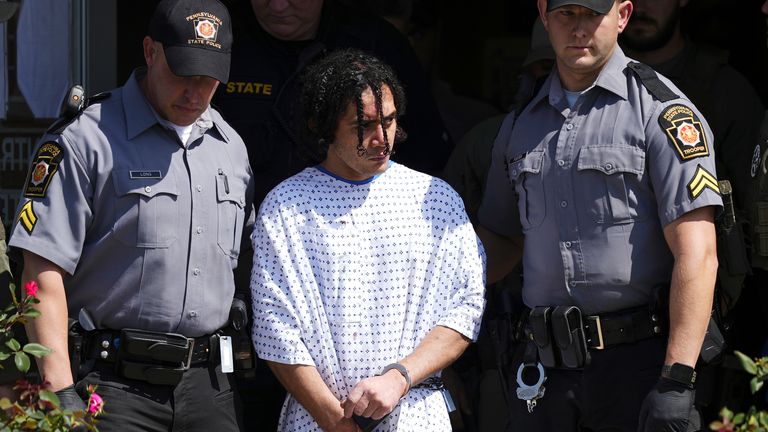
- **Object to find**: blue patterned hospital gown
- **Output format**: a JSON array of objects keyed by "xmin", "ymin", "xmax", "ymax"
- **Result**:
[{"xmin": 251, "ymin": 162, "xmax": 486, "ymax": 431}]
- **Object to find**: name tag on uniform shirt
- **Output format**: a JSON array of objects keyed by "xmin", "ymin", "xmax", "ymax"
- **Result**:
[{"xmin": 129, "ymin": 170, "xmax": 162, "ymax": 179}]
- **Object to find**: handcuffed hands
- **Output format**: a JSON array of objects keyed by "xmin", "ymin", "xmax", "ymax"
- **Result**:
[
  {"xmin": 637, "ymin": 377, "xmax": 698, "ymax": 432},
  {"xmin": 341, "ymin": 370, "xmax": 407, "ymax": 421}
]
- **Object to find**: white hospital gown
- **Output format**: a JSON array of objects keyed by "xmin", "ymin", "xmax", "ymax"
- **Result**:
[{"xmin": 251, "ymin": 162, "xmax": 486, "ymax": 432}]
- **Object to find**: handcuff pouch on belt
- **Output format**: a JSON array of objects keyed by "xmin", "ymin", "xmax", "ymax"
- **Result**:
[
  {"xmin": 116, "ymin": 329, "xmax": 197, "ymax": 386},
  {"xmin": 528, "ymin": 306, "xmax": 590, "ymax": 369}
]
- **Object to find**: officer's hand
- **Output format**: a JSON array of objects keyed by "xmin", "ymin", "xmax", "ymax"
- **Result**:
[
  {"xmin": 55, "ymin": 384, "xmax": 86, "ymax": 412},
  {"xmin": 637, "ymin": 378, "xmax": 696, "ymax": 432}
]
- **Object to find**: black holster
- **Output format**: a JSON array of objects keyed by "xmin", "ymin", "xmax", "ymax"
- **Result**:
[
  {"xmin": 116, "ymin": 328, "xmax": 197, "ymax": 386},
  {"xmin": 223, "ymin": 296, "xmax": 256, "ymax": 376},
  {"xmin": 67, "ymin": 319, "xmax": 86, "ymax": 382}
]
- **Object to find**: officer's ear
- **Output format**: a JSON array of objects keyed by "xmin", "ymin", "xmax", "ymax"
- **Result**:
[
  {"xmin": 617, "ymin": 1, "xmax": 633, "ymax": 31},
  {"xmin": 143, "ymin": 36, "xmax": 159, "ymax": 67},
  {"xmin": 537, "ymin": 0, "xmax": 548, "ymax": 30}
]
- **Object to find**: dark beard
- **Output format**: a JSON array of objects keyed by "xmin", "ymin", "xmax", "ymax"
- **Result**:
[{"xmin": 621, "ymin": 8, "xmax": 680, "ymax": 53}]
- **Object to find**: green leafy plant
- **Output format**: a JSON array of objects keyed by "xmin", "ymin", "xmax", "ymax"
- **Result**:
[
  {"xmin": 710, "ymin": 351, "xmax": 768, "ymax": 432},
  {"xmin": 0, "ymin": 281, "xmax": 102, "ymax": 431},
  {"xmin": 0, "ymin": 281, "xmax": 50, "ymax": 374}
]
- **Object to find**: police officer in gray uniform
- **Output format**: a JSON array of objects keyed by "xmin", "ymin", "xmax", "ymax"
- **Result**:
[
  {"xmin": 8, "ymin": 0, "xmax": 253, "ymax": 430},
  {"xmin": 477, "ymin": 0, "xmax": 722, "ymax": 431}
]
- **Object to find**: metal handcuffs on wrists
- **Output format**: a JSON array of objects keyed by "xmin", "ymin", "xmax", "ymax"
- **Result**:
[{"xmin": 380, "ymin": 363, "xmax": 411, "ymax": 397}]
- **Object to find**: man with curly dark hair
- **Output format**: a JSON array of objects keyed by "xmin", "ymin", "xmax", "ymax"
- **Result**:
[
  {"xmin": 213, "ymin": 0, "xmax": 452, "ymax": 209},
  {"xmin": 298, "ymin": 50, "xmax": 406, "ymax": 165},
  {"xmin": 249, "ymin": 49, "xmax": 486, "ymax": 432}
]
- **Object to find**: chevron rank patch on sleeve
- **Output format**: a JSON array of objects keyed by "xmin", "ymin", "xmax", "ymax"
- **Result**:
[
  {"xmin": 659, "ymin": 104, "xmax": 710, "ymax": 161},
  {"xmin": 16, "ymin": 201, "xmax": 37, "ymax": 234},
  {"xmin": 688, "ymin": 165, "xmax": 720, "ymax": 199},
  {"xmin": 24, "ymin": 141, "xmax": 64, "ymax": 198}
]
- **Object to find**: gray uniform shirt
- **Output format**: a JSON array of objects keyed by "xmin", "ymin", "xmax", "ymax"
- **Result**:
[
  {"xmin": 479, "ymin": 48, "xmax": 722, "ymax": 314},
  {"xmin": 9, "ymin": 69, "xmax": 255, "ymax": 336}
]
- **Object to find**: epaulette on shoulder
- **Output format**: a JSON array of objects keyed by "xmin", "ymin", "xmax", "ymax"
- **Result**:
[
  {"xmin": 626, "ymin": 61, "xmax": 678, "ymax": 103},
  {"xmin": 47, "ymin": 88, "xmax": 111, "ymax": 135}
]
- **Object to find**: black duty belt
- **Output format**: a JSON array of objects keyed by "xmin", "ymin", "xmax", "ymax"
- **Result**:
[
  {"xmin": 85, "ymin": 328, "xmax": 218, "ymax": 385},
  {"xmin": 582, "ymin": 306, "xmax": 663, "ymax": 350},
  {"xmin": 527, "ymin": 305, "xmax": 664, "ymax": 370}
]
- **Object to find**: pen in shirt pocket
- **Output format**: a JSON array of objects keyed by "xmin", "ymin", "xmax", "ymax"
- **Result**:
[{"xmin": 218, "ymin": 168, "xmax": 230, "ymax": 194}]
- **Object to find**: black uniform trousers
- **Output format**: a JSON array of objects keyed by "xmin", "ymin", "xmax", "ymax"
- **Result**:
[
  {"xmin": 504, "ymin": 337, "xmax": 667, "ymax": 432},
  {"xmin": 76, "ymin": 360, "xmax": 242, "ymax": 432}
]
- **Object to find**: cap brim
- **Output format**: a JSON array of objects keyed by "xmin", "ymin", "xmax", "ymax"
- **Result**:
[
  {"xmin": 0, "ymin": 3, "xmax": 18, "ymax": 22},
  {"xmin": 547, "ymin": 0, "xmax": 613, "ymax": 14},
  {"xmin": 164, "ymin": 46, "xmax": 230, "ymax": 83}
]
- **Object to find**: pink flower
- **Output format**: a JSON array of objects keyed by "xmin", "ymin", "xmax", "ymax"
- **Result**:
[
  {"xmin": 709, "ymin": 418, "xmax": 735, "ymax": 432},
  {"xmin": 87, "ymin": 392, "xmax": 103, "ymax": 415},
  {"xmin": 24, "ymin": 281, "xmax": 38, "ymax": 298}
]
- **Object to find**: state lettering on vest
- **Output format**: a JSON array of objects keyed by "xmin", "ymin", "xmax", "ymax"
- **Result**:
[{"xmin": 225, "ymin": 81, "xmax": 273, "ymax": 96}]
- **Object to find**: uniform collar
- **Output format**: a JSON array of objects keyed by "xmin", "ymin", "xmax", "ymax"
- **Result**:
[
  {"xmin": 123, "ymin": 68, "xmax": 158, "ymax": 140},
  {"xmin": 532, "ymin": 47, "xmax": 632, "ymax": 111},
  {"xmin": 122, "ymin": 67, "xmax": 229, "ymax": 143},
  {"xmin": 593, "ymin": 47, "xmax": 629, "ymax": 100},
  {"xmin": 206, "ymin": 107, "xmax": 231, "ymax": 142}
]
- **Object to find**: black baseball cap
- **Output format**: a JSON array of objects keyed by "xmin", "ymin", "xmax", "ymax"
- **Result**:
[
  {"xmin": 547, "ymin": 0, "xmax": 615, "ymax": 14},
  {"xmin": 148, "ymin": 0, "xmax": 232, "ymax": 83}
]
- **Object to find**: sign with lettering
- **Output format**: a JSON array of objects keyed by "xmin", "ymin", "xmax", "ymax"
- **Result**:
[{"xmin": 0, "ymin": 128, "xmax": 47, "ymax": 226}]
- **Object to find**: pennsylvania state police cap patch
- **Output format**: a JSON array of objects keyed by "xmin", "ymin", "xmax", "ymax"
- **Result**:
[
  {"xmin": 659, "ymin": 104, "xmax": 709, "ymax": 161},
  {"xmin": 24, "ymin": 141, "xmax": 64, "ymax": 198}
]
